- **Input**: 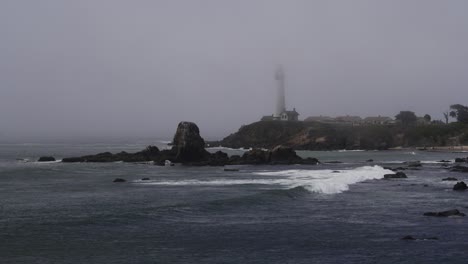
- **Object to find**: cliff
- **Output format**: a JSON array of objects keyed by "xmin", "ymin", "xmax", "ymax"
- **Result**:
[{"xmin": 216, "ymin": 121, "xmax": 468, "ymax": 150}]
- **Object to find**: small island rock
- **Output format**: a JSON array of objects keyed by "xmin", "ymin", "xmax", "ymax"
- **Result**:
[
  {"xmin": 38, "ymin": 156, "xmax": 56, "ymax": 162},
  {"xmin": 453, "ymin": 181, "xmax": 468, "ymax": 191}
]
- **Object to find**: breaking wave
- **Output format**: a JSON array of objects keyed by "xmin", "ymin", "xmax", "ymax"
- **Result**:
[{"xmin": 141, "ymin": 166, "xmax": 392, "ymax": 194}]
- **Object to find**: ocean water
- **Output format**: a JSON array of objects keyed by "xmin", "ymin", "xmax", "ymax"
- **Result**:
[{"xmin": 1, "ymin": 143, "xmax": 468, "ymax": 263}]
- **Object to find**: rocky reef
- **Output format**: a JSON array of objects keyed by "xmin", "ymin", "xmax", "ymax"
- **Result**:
[{"xmin": 62, "ymin": 121, "xmax": 319, "ymax": 166}]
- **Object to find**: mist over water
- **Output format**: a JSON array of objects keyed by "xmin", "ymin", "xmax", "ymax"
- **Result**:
[{"xmin": 1, "ymin": 0, "xmax": 468, "ymax": 142}]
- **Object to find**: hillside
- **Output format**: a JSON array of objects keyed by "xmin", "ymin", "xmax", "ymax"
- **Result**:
[{"xmin": 215, "ymin": 121, "xmax": 468, "ymax": 150}]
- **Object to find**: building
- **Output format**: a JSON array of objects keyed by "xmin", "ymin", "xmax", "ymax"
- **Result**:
[
  {"xmin": 260, "ymin": 66, "xmax": 299, "ymax": 121},
  {"xmin": 335, "ymin": 115, "xmax": 362, "ymax": 126},
  {"xmin": 304, "ymin": 116, "xmax": 335, "ymax": 123},
  {"xmin": 363, "ymin": 116, "xmax": 394, "ymax": 125}
]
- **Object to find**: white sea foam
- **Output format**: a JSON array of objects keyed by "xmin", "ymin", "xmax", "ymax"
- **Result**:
[{"xmin": 140, "ymin": 166, "xmax": 392, "ymax": 194}]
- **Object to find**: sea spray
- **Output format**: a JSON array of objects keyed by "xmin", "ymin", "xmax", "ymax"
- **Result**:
[
  {"xmin": 253, "ymin": 166, "xmax": 392, "ymax": 194},
  {"xmin": 140, "ymin": 166, "xmax": 392, "ymax": 194}
]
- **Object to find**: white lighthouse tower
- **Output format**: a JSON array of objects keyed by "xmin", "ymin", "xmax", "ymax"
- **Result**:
[
  {"xmin": 274, "ymin": 65, "xmax": 286, "ymax": 119},
  {"xmin": 260, "ymin": 65, "xmax": 299, "ymax": 122}
]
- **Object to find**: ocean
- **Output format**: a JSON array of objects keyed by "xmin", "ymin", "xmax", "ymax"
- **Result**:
[{"xmin": 1, "ymin": 142, "xmax": 467, "ymax": 263}]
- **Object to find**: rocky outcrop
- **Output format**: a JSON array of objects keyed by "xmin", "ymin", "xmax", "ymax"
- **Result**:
[
  {"xmin": 453, "ymin": 181, "xmax": 467, "ymax": 191},
  {"xmin": 455, "ymin": 157, "xmax": 468, "ymax": 163},
  {"xmin": 172, "ymin": 122, "xmax": 210, "ymax": 162},
  {"xmin": 424, "ymin": 209, "xmax": 466, "ymax": 217},
  {"xmin": 38, "ymin": 156, "xmax": 56, "ymax": 162},
  {"xmin": 215, "ymin": 121, "xmax": 468, "ymax": 150},
  {"xmin": 61, "ymin": 122, "xmax": 319, "ymax": 166}
]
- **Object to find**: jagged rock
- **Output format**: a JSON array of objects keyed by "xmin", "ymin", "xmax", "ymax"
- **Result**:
[
  {"xmin": 207, "ymin": 151, "xmax": 230, "ymax": 166},
  {"xmin": 37, "ymin": 156, "xmax": 56, "ymax": 162},
  {"xmin": 439, "ymin": 160, "xmax": 451, "ymax": 163},
  {"xmin": 270, "ymin": 146, "xmax": 302, "ymax": 164},
  {"xmin": 172, "ymin": 122, "xmax": 210, "ymax": 162},
  {"xmin": 453, "ymin": 181, "xmax": 467, "ymax": 191},
  {"xmin": 240, "ymin": 148, "xmax": 270, "ymax": 165},
  {"xmin": 424, "ymin": 209, "xmax": 465, "ymax": 217},
  {"xmin": 113, "ymin": 178, "xmax": 126, "ymax": 183},
  {"xmin": 455, "ymin": 157, "xmax": 468, "ymax": 163},
  {"xmin": 442, "ymin": 177, "xmax": 458, "ymax": 181},
  {"xmin": 384, "ymin": 172, "xmax": 407, "ymax": 179}
]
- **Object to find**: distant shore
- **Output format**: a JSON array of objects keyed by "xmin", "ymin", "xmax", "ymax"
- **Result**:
[{"xmin": 390, "ymin": 146, "xmax": 468, "ymax": 152}]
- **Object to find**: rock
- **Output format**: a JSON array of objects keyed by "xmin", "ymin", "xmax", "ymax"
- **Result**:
[
  {"xmin": 240, "ymin": 148, "xmax": 270, "ymax": 165},
  {"xmin": 384, "ymin": 172, "xmax": 407, "ymax": 179},
  {"xmin": 438, "ymin": 160, "xmax": 451, "ymax": 163},
  {"xmin": 172, "ymin": 122, "xmax": 210, "ymax": 162},
  {"xmin": 141, "ymin": 178, "xmax": 150, "ymax": 181},
  {"xmin": 37, "ymin": 156, "xmax": 56, "ymax": 162},
  {"xmin": 453, "ymin": 181, "xmax": 468, "ymax": 191},
  {"xmin": 455, "ymin": 157, "xmax": 468, "ymax": 163},
  {"xmin": 451, "ymin": 165, "xmax": 468, "ymax": 173},
  {"xmin": 113, "ymin": 178, "xmax": 126, "ymax": 183},
  {"xmin": 442, "ymin": 177, "xmax": 458, "ymax": 181},
  {"xmin": 366, "ymin": 159, "xmax": 374, "ymax": 162},
  {"xmin": 325, "ymin": 161, "xmax": 342, "ymax": 164},
  {"xmin": 424, "ymin": 209, "xmax": 465, "ymax": 217},
  {"xmin": 402, "ymin": 235, "xmax": 438, "ymax": 241},
  {"xmin": 224, "ymin": 168, "xmax": 239, "ymax": 172},
  {"xmin": 405, "ymin": 161, "xmax": 422, "ymax": 167},
  {"xmin": 270, "ymin": 146, "xmax": 302, "ymax": 164}
]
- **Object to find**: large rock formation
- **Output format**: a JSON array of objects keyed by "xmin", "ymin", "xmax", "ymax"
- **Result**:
[
  {"xmin": 61, "ymin": 121, "xmax": 319, "ymax": 166},
  {"xmin": 172, "ymin": 122, "xmax": 210, "ymax": 162}
]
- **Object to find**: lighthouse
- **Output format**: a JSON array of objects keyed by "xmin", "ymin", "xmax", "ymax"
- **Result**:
[
  {"xmin": 260, "ymin": 66, "xmax": 299, "ymax": 122},
  {"xmin": 275, "ymin": 65, "xmax": 286, "ymax": 119}
]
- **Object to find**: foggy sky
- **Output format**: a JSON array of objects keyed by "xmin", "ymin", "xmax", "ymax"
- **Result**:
[{"xmin": 1, "ymin": 0, "xmax": 468, "ymax": 142}]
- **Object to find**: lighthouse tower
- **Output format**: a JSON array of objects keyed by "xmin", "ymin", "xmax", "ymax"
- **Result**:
[{"xmin": 274, "ymin": 65, "xmax": 286, "ymax": 119}]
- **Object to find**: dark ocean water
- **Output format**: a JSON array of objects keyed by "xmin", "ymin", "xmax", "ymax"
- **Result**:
[{"xmin": 1, "ymin": 143, "xmax": 468, "ymax": 263}]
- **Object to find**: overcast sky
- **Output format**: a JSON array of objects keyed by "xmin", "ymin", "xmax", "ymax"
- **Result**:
[{"xmin": 1, "ymin": 0, "xmax": 468, "ymax": 142}]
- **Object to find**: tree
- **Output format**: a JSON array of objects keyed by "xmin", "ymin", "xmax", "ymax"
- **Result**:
[
  {"xmin": 443, "ymin": 111, "xmax": 450, "ymax": 124},
  {"xmin": 423, "ymin": 114, "xmax": 431, "ymax": 123},
  {"xmin": 449, "ymin": 104, "xmax": 468, "ymax": 124},
  {"xmin": 395, "ymin": 111, "xmax": 417, "ymax": 126}
]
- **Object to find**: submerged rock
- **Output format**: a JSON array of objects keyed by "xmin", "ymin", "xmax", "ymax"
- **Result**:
[
  {"xmin": 401, "ymin": 235, "xmax": 438, "ymax": 241},
  {"xmin": 113, "ymin": 178, "xmax": 126, "ymax": 183},
  {"xmin": 424, "ymin": 209, "xmax": 465, "ymax": 217},
  {"xmin": 37, "ymin": 156, "xmax": 56, "ymax": 162},
  {"xmin": 384, "ymin": 172, "xmax": 407, "ymax": 179},
  {"xmin": 453, "ymin": 181, "xmax": 468, "ymax": 191},
  {"xmin": 442, "ymin": 177, "xmax": 458, "ymax": 181},
  {"xmin": 451, "ymin": 165, "xmax": 468, "ymax": 173}
]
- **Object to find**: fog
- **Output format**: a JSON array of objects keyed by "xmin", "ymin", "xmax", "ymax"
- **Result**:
[{"xmin": 1, "ymin": 0, "xmax": 468, "ymax": 142}]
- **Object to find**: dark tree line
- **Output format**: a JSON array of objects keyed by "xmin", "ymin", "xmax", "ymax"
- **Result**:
[{"xmin": 449, "ymin": 104, "xmax": 468, "ymax": 124}]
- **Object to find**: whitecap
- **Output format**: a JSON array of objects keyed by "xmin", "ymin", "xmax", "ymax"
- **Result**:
[{"xmin": 139, "ymin": 166, "xmax": 392, "ymax": 195}]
